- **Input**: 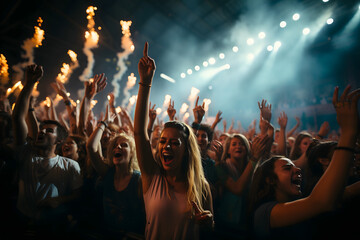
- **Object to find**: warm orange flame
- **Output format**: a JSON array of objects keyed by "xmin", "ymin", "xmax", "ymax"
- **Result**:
[
  {"xmin": 120, "ymin": 20, "xmax": 132, "ymax": 38},
  {"xmin": 67, "ymin": 50, "xmax": 77, "ymax": 62},
  {"xmin": 56, "ymin": 63, "xmax": 70, "ymax": 83},
  {"xmin": 85, "ymin": 6, "xmax": 99, "ymax": 46},
  {"xmin": 33, "ymin": 18, "xmax": 45, "ymax": 47},
  {"xmin": 0, "ymin": 54, "xmax": 9, "ymax": 81},
  {"xmin": 126, "ymin": 73, "xmax": 136, "ymax": 88}
]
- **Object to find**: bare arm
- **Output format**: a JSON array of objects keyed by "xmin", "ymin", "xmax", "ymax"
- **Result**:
[
  {"xmin": 13, "ymin": 65, "xmax": 43, "ymax": 146},
  {"xmin": 26, "ymin": 96, "xmax": 39, "ymax": 141},
  {"xmin": 86, "ymin": 121, "xmax": 110, "ymax": 177},
  {"xmin": 134, "ymin": 42, "xmax": 158, "ymax": 193},
  {"xmin": 211, "ymin": 111, "xmax": 223, "ymax": 131},
  {"xmin": 286, "ymin": 117, "xmax": 300, "ymax": 138},
  {"xmin": 270, "ymin": 86, "xmax": 360, "ymax": 228},
  {"xmin": 277, "ymin": 111, "xmax": 288, "ymax": 156},
  {"xmin": 79, "ymin": 73, "xmax": 107, "ymax": 137}
]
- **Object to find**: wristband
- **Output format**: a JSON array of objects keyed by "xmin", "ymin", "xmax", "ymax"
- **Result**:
[
  {"xmin": 334, "ymin": 146, "xmax": 355, "ymax": 154},
  {"xmin": 100, "ymin": 121, "xmax": 108, "ymax": 128},
  {"xmin": 139, "ymin": 82, "xmax": 151, "ymax": 87},
  {"xmin": 29, "ymin": 108, "xmax": 35, "ymax": 112},
  {"xmin": 64, "ymin": 100, "xmax": 71, "ymax": 106}
]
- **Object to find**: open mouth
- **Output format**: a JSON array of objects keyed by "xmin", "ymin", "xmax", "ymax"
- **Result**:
[
  {"xmin": 163, "ymin": 152, "xmax": 174, "ymax": 165},
  {"xmin": 63, "ymin": 146, "xmax": 70, "ymax": 152},
  {"xmin": 291, "ymin": 177, "xmax": 302, "ymax": 187},
  {"xmin": 114, "ymin": 152, "xmax": 123, "ymax": 158}
]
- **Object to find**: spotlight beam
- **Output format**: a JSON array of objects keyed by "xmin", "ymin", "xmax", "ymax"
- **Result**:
[{"xmin": 160, "ymin": 73, "xmax": 176, "ymax": 83}]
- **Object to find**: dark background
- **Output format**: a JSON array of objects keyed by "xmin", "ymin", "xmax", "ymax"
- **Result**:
[{"xmin": 1, "ymin": 0, "xmax": 359, "ymax": 131}]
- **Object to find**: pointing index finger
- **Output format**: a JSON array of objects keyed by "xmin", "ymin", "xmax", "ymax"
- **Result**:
[{"xmin": 143, "ymin": 42, "xmax": 149, "ymax": 57}]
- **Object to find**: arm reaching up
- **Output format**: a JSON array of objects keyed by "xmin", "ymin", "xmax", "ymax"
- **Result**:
[
  {"xmin": 134, "ymin": 42, "xmax": 158, "ymax": 194},
  {"xmin": 13, "ymin": 64, "xmax": 43, "ymax": 146}
]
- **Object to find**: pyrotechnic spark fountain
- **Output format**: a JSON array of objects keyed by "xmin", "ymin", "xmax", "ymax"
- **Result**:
[
  {"xmin": 111, "ymin": 20, "xmax": 135, "ymax": 101},
  {"xmin": 12, "ymin": 17, "xmax": 45, "ymax": 83},
  {"xmin": 0, "ymin": 54, "xmax": 9, "ymax": 85},
  {"xmin": 121, "ymin": 73, "xmax": 137, "ymax": 106},
  {"xmin": 188, "ymin": 87, "xmax": 200, "ymax": 110},
  {"xmin": 79, "ymin": 6, "xmax": 99, "ymax": 83}
]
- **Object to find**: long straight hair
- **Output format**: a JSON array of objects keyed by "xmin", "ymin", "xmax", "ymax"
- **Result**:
[{"xmin": 155, "ymin": 121, "xmax": 210, "ymax": 211}]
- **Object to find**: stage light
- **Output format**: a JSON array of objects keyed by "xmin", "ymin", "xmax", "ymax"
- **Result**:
[
  {"xmin": 180, "ymin": 73, "xmax": 186, "ymax": 78},
  {"xmin": 322, "ymin": 0, "xmax": 329, "ymax": 2},
  {"xmin": 302, "ymin": 28, "xmax": 310, "ymax": 35},
  {"xmin": 258, "ymin": 32, "xmax": 266, "ymax": 39},
  {"xmin": 203, "ymin": 61, "xmax": 209, "ymax": 67},
  {"xmin": 224, "ymin": 64, "xmax": 230, "ymax": 69},
  {"xmin": 209, "ymin": 57, "xmax": 216, "ymax": 65},
  {"xmin": 267, "ymin": 45, "xmax": 273, "ymax": 51},
  {"xmin": 274, "ymin": 41, "xmax": 282, "ymax": 51},
  {"xmin": 247, "ymin": 38, "xmax": 254, "ymax": 45},
  {"xmin": 280, "ymin": 21, "xmax": 287, "ymax": 28},
  {"xmin": 160, "ymin": 73, "xmax": 176, "ymax": 83},
  {"xmin": 247, "ymin": 53, "xmax": 254, "ymax": 61},
  {"xmin": 326, "ymin": 18, "xmax": 334, "ymax": 24},
  {"xmin": 194, "ymin": 65, "xmax": 200, "ymax": 71},
  {"xmin": 232, "ymin": 46, "xmax": 239, "ymax": 52},
  {"xmin": 187, "ymin": 69, "xmax": 193, "ymax": 75},
  {"xmin": 219, "ymin": 53, "xmax": 225, "ymax": 59},
  {"xmin": 208, "ymin": 85, "xmax": 213, "ymax": 90},
  {"xmin": 292, "ymin": 13, "xmax": 300, "ymax": 21}
]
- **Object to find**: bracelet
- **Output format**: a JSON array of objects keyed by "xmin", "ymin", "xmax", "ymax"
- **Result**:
[
  {"xmin": 64, "ymin": 100, "xmax": 71, "ymax": 106},
  {"xmin": 334, "ymin": 146, "xmax": 355, "ymax": 153},
  {"xmin": 139, "ymin": 82, "xmax": 151, "ymax": 87},
  {"xmin": 317, "ymin": 134, "xmax": 324, "ymax": 139},
  {"xmin": 29, "ymin": 108, "xmax": 35, "ymax": 112},
  {"xmin": 100, "ymin": 121, "xmax": 108, "ymax": 128}
]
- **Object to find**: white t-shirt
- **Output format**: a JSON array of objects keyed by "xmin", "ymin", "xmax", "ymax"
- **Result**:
[
  {"xmin": 16, "ymin": 144, "xmax": 83, "ymax": 220},
  {"xmin": 143, "ymin": 172, "xmax": 199, "ymax": 240}
]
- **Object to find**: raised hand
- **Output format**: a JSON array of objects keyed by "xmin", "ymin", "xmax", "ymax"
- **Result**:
[
  {"xmin": 167, "ymin": 99, "xmax": 176, "ymax": 121},
  {"xmin": 85, "ymin": 73, "xmax": 107, "ymax": 99},
  {"xmin": 317, "ymin": 121, "xmax": 330, "ymax": 138},
  {"xmin": 214, "ymin": 111, "xmax": 223, "ymax": 125},
  {"xmin": 138, "ymin": 42, "xmax": 156, "ymax": 85},
  {"xmin": 51, "ymin": 80, "xmax": 69, "ymax": 101},
  {"xmin": 25, "ymin": 64, "xmax": 43, "ymax": 86},
  {"xmin": 332, "ymin": 85, "xmax": 360, "ymax": 136},
  {"xmin": 149, "ymin": 102, "xmax": 157, "ymax": 122},
  {"xmin": 193, "ymin": 96, "xmax": 205, "ymax": 124},
  {"xmin": 210, "ymin": 140, "xmax": 224, "ymax": 163},
  {"xmin": 278, "ymin": 111, "xmax": 288, "ymax": 129},
  {"xmin": 251, "ymin": 134, "xmax": 270, "ymax": 161},
  {"xmin": 258, "ymin": 99, "xmax": 272, "ymax": 122}
]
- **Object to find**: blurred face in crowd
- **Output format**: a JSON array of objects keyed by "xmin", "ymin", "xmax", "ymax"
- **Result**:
[
  {"xmin": 196, "ymin": 129, "xmax": 209, "ymax": 155},
  {"xmin": 62, "ymin": 137, "xmax": 79, "ymax": 161},
  {"xmin": 228, "ymin": 136, "xmax": 247, "ymax": 162},
  {"xmin": 300, "ymin": 136, "xmax": 312, "ymax": 155}
]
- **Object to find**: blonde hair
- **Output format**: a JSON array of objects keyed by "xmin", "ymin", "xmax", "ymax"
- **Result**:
[
  {"xmin": 106, "ymin": 132, "xmax": 139, "ymax": 173},
  {"xmin": 155, "ymin": 121, "xmax": 210, "ymax": 211},
  {"xmin": 222, "ymin": 133, "xmax": 251, "ymax": 163}
]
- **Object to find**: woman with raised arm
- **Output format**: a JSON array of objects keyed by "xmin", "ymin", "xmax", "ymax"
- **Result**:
[
  {"xmin": 86, "ymin": 112, "xmax": 145, "ymax": 238},
  {"xmin": 248, "ymin": 85, "xmax": 360, "ymax": 239},
  {"xmin": 134, "ymin": 42, "xmax": 214, "ymax": 240}
]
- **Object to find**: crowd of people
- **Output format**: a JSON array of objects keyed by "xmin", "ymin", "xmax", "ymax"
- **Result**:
[{"xmin": 0, "ymin": 42, "xmax": 359, "ymax": 240}]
